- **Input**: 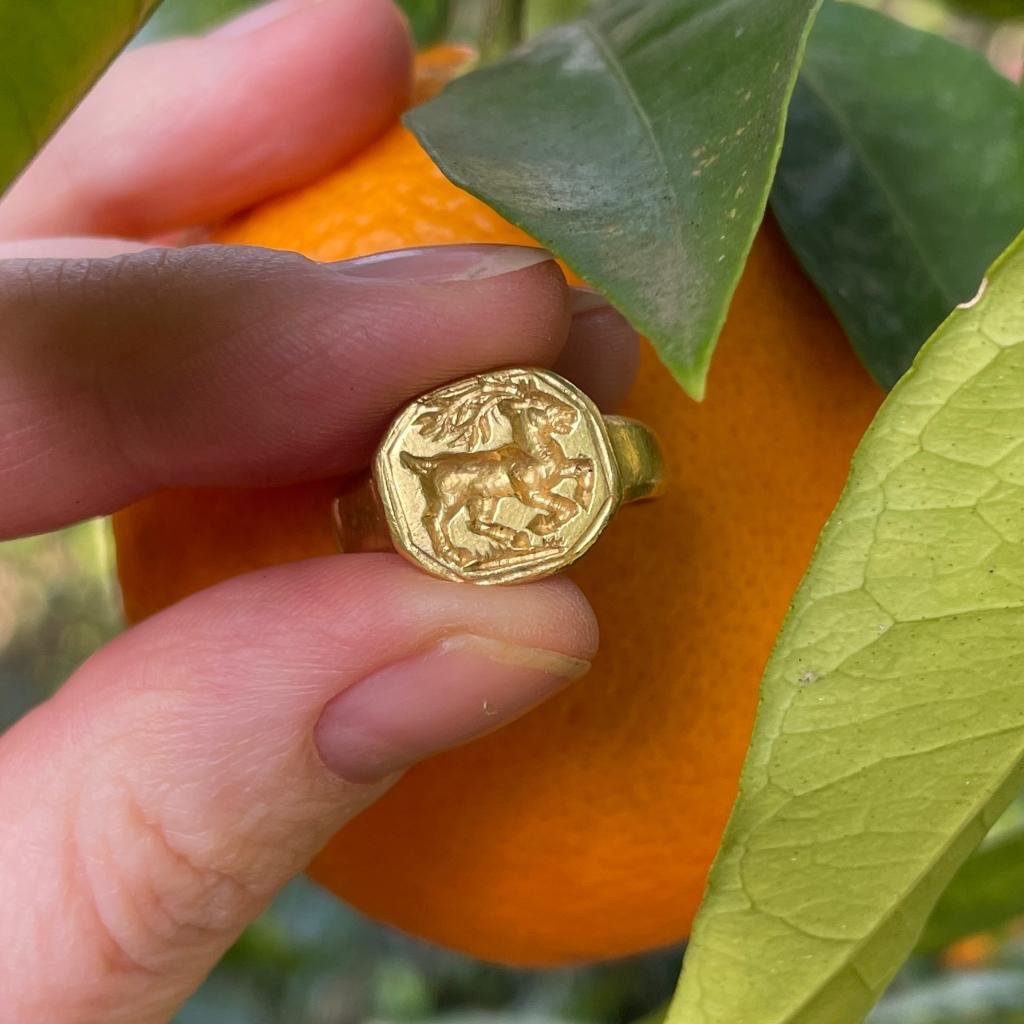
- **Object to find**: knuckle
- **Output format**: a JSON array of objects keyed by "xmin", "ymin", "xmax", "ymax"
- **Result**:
[{"xmin": 73, "ymin": 774, "xmax": 263, "ymax": 975}]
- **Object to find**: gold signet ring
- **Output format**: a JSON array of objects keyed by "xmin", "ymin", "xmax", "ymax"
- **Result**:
[{"xmin": 333, "ymin": 366, "xmax": 665, "ymax": 585}]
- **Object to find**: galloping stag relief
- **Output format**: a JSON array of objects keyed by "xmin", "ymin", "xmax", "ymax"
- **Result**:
[{"xmin": 399, "ymin": 373, "xmax": 596, "ymax": 568}]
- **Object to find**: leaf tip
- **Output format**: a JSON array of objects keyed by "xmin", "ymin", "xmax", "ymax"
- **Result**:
[{"xmin": 663, "ymin": 351, "xmax": 708, "ymax": 403}]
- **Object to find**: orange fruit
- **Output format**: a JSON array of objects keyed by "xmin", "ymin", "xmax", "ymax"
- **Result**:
[{"xmin": 113, "ymin": 47, "xmax": 882, "ymax": 965}]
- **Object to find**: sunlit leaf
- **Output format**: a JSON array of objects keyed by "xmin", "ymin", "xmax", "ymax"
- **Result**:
[
  {"xmin": 409, "ymin": 0, "xmax": 824, "ymax": 399},
  {"xmin": 772, "ymin": 3, "xmax": 1024, "ymax": 388},
  {"xmin": 667, "ymin": 230, "xmax": 1024, "ymax": 1024}
]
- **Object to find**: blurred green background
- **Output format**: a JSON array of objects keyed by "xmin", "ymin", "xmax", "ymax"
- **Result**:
[{"xmin": 2, "ymin": 1, "xmax": 1024, "ymax": 1021}]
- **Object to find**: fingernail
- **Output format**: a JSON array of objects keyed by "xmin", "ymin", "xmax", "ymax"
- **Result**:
[
  {"xmin": 335, "ymin": 244, "xmax": 554, "ymax": 283},
  {"xmin": 314, "ymin": 635, "xmax": 589, "ymax": 783},
  {"xmin": 211, "ymin": 0, "xmax": 314, "ymax": 37},
  {"xmin": 570, "ymin": 287, "xmax": 614, "ymax": 315}
]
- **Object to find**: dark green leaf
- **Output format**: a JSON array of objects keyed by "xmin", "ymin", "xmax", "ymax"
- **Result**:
[
  {"xmin": 408, "ymin": 0, "xmax": 824, "ymax": 399},
  {"xmin": 918, "ymin": 819, "xmax": 1024, "ymax": 954},
  {"xmin": 0, "ymin": 1, "xmax": 162, "ymax": 195},
  {"xmin": 667, "ymin": 229, "xmax": 1024, "ymax": 1024},
  {"xmin": 771, "ymin": 3, "xmax": 1024, "ymax": 389}
]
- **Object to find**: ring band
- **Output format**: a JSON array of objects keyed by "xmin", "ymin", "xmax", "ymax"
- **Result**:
[
  {"xmin": 333, "ymin": 367, "xmax": 664, "ymax": 585},
  {"xmin": 603, "ymin": 415, "xmax": 664, "ymax": 505}
]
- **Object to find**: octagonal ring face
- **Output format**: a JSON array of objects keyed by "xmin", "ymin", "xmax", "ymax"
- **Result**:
[{"xmin": 374, "ymin": 367, "xmax": 620, "ymax": 584}]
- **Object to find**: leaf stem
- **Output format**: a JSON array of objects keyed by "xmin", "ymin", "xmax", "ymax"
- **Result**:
[{"xmin": 479, "ymin": 0, "xmax": 527, "ymax": 61}]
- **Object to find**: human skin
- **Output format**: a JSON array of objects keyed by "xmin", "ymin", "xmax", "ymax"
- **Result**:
[{"xmin": 0, "ymin": 2, "xmax": 638, "ymax": 1020}]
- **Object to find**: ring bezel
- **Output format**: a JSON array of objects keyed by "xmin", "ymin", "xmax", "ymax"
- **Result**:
[{"xmin": 373, "ymin": 367, "xmax": 621, "ymax": 585}]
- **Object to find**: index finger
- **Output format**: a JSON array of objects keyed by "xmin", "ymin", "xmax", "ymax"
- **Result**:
[{"xmin": 0, "ymin": 243, "xmax": 581, "ymax": 538}]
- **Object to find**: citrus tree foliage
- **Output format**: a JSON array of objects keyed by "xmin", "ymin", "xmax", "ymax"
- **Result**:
[{"xmin": 2, "ymin": 3, "xmax": 1024, "ymax": 1024}]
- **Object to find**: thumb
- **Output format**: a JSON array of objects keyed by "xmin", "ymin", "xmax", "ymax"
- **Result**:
[{"xmin": 0, "ymin": 555, "xmax": 595, "ymax": 1024}]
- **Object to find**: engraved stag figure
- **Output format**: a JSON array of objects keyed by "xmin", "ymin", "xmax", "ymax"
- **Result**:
[{"xmin": 400, "ymin": 374, "xmax": 595, "ymax": 567}]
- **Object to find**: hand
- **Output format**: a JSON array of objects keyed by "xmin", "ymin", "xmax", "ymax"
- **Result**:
[{"xmin": 0, "ymin": 1, "xmax": 638, "ymax": 1021}]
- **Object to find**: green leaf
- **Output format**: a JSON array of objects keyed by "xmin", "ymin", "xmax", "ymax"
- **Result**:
[
  {"xmin": 137, "ymin": 0, "xmax": 450, "ymax": 46},
  {"xmin": 398, "ymin": 0, "xmax": 451, "ymax": 45},
  {"xmin": 918, "ymin": 818, "xmax": 1024, "ymax": 953},
  {"xmin": 407, "ymin": 0, "xmax": 824, "ymax": 399},
  {"xmin": 771, "ymin": 3, "xmax": 1024, "ymax": 389},
  {"xmin": 667, "ymin": 230, "xmax": 1024, "ymax": 1024},
  {"xmin": 0, "ymin": 1, "xmax": 161, "ymax": 195}
]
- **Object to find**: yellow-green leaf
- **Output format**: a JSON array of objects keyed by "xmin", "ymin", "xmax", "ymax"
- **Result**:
[
  {"xmin": 668, "ymin": 230, "xmax": 1024, "ymax": 1024},
  {"xmin": 0, "ymin": 1, "xmax": 161, "ymax": 195}
]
